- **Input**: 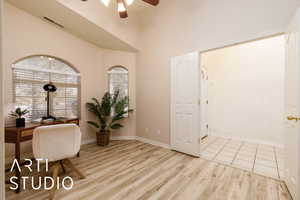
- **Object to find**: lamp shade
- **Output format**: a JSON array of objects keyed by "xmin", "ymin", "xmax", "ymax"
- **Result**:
[{"xmin": 43, "ymin": 82, "xmax": 57, "ymax": 92}]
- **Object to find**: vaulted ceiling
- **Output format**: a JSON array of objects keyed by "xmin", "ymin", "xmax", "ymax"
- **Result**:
[{"xmin": 7, "ymin": 0, "xmax": 143, "ymax": 51}]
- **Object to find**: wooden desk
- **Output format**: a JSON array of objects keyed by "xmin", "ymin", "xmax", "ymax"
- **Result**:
[{"xmin": 5, "ymin": 118, "xmax": 79, "ymax": 193}]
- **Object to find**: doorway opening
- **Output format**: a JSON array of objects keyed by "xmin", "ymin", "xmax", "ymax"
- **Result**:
[{"xmin": 199, "ymin": 35, "xmax": 285, "ymax": 180}]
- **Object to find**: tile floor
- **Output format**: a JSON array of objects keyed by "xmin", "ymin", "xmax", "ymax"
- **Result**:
[{"xmin": 200, "ymin": 135, "xmax": 284, "ymax": 179}]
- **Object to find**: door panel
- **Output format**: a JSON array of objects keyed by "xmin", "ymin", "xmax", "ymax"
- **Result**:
[
  {"xmin": 171, "ymin": 52, "xmax": 200, "ymax": 157},
  {"xmin": 285, "ymin": 9, "xmax": 300, "ymax": 200}
]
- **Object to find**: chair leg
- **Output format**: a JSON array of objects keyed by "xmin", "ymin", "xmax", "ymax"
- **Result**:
[
  {"xmin": 49, "ymin": 163, "xmax": 60, "ymax": 200},
  {"xmin": 60, "ymin": 160, "xmax": 66, "ymax": 174},
  {"xmin": 63, "ymin": 159, "xmax": 85, "ymax": 179}
]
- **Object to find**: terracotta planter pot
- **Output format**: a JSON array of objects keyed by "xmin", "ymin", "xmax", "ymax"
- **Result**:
[{"xmin": 96, "ymin": 131, "xmax": 110, "ymax": 146}]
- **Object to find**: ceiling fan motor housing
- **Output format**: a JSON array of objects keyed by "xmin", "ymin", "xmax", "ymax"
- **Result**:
[{"xmin": 80, "ymin": 0, "xmax": 159, "ymax": 18}]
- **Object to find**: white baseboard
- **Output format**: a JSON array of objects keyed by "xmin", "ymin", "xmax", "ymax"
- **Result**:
[
  {"xmin": 135, "ymin": 136, "xmax": 171, "ymax": 149},
  {"xmin": 81, "ymin": 138, "xmax": 96, "ymax": 145},
  {"xmin": 82, "ymin": 136, "xmax": 171, "ymax": 150},
  {"xmin": 111, "ymin": 136, "xmax": 137, "ymax": 140},
  {"xmin": 82, "ymin": 136, "xmax": 136, "ymax": 144},
  {"xmin": 209, "ymin": 133, "xmax": 284, "ymax": 148}
]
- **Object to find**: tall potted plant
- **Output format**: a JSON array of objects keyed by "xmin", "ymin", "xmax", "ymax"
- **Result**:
[
  {"xmin": 86, "ymin": 91, "xmax": 133, "ymax": 146},
  {"xmin": 10, "ymin": 107, "xmax": 29, "ymax": 127}
]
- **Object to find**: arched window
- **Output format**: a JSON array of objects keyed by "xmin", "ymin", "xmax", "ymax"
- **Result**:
[
  {"xmin": 108, "ymin": 66, "xmax": 128, "ymax": 99},
  {"xmin": 13, "ymin": 55, "xmax": 80, "ymax": 121},
  {"xmin": 108, "ymin": 66, "xmax": 129, "ymax": 116}
]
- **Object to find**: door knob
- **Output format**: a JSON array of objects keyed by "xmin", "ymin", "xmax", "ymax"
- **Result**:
[{"xmin": 287, "ymin": 116, "xmax": 300, "ymax": 122}]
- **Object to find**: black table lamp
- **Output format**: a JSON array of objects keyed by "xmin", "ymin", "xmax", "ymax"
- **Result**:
[{"xmin": 42, "ymin": 82, "xmax": 57, "ymax": 120}]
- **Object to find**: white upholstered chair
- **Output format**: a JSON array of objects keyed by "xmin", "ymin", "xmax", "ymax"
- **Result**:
[{"xmin": 32, "ymin": 124, "xmax": 85, "ymax": 199}]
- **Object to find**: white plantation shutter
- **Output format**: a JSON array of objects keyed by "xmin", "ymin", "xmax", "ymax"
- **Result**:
[
  {"xmin": 108, "ymin": 71, "xmax": 128, "ymax": 98},
  {"xmin": 108, "ymin": 66, "xmax": 129, "ymax": 116},
  {"xmin": 13, "ymin": 56, "xmax": 80, "ymax": 121}
]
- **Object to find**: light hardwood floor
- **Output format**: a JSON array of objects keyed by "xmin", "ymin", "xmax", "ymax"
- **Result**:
[{"xmin": 6, "ymin": 140, "xmax": 292, "ymax": 200}]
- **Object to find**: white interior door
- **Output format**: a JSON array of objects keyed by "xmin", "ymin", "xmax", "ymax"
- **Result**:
[
  {"xmin": 171, "ymin": 52, "xmax": 200, "ymax": 157},
  {"xmin": 285, "ymin": 8, "xmax": 300, "ymax": 200},
  {"xmin": 200, "ymin": 66, "xmax": 209, "ymax": 138}
]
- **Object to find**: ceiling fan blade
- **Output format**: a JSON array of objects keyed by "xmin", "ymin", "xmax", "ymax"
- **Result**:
[{"xmin": 141, "ymin": 0, "xmax": 159, "ymax": 6}]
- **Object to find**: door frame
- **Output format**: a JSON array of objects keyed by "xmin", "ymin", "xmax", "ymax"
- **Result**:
[
  {"xmin": 197, "ymin": 32, "xmax": 285, "ymax": 142},
  {"xmin": 0, "ymin": 0, "xmax": 4, "ymax": 199},
  {"xmin": 284, "ymin": 10, "xmax": 300, "ymax": 199},
  {"xmin": 196, "ymin": 32, "xmax": 298, "ymax": 198},
  {"xmin": 200, "ymin": 65, "xmax": 209, "ymax": 140},
  {"xmin": 170, "ymin": 33, "xmax": 286, "ymax": 156},
  {"xmin": 199, "ymin": 33, "xmax": 284, "ymax": 54}
]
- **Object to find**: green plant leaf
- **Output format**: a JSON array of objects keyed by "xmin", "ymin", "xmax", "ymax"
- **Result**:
[
  {"xmin": 87, "ymin": 92, "xmax": 134, "ymax": 132},
  {"xmin": 111, "ymin": 111, "xmax": 126, "ymax": 122},
  {"xmin": 87, "ymin": 98, "xmax": 108, "ymax": 131},
  {"xmin": 112, "ymin": 115, "xmax": 125, "ymax": 122},
  {"xmin": 111, "ymin": 90, "xmax": 120, "ymax": 106},
  {"xmin": 9, "ymin": 113, "xmax": 18, "ymax": 118},
  {"xmin": 87, "ymin": 121, "xmax": 100, "ymax": 129},
  {"xmin": 110, "ymin": 123, "xmax": 123, "ymax": 129},
  {"xmin": 86, "ymin": 102, "xmax": 100, "ymax": 115},
  {"xmin": 100, "ymin": 92, "xmax": 112, "ymax": 117},
  {"xmin": 114, "ymin": 97, "xmax": 129, "ymax": 114},
  {"xmin": 10, "ymin": 107, "xmax": 29, "ymax": 118},
  {"xmin": 21, "ymin": 110, "xmax": 29, "ymax": 115}
]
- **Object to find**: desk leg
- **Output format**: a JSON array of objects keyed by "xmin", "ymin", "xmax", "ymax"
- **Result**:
[
  {"xmin": 15, "ymin": 142, "xmax": 21, "ymax": 193},
  {"xmin": 77, "ymin": 151, "xmax": 80, "ymax": 157}
]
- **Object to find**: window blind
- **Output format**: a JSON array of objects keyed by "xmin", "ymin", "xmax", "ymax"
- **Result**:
[
  {"xmin": 108, "ymin": 67, "xmax": 129, "ymax": 116},
  {"xmin": 108, "ymin": 73, "xmax": 128, "ymax": 99},
  {"xmin": 13, "ymin": 56, "xmax": 80, "ymax": 121}
]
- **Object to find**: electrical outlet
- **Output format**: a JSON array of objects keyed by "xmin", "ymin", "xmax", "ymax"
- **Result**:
[{"xmin": 157, "ymin": 130, "xmax": 161, "ymax": 135}]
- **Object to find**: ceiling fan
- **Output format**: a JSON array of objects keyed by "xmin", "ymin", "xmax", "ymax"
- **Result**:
[{"xmin": 81, "ymin": 0, "xmax": 159, "ymax": 18}]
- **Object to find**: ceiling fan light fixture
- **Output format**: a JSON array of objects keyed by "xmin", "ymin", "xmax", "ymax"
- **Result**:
[
  {"xmin": 117, "ymin": 2, "xmax": 126, "ymax": 12},
  {"xmin": 101, "ymin": 0, "xmax": 110, "ymax": 7},
  {"xmin": 126, "ymin": 0, "xmax": 134, "ymax": 6},
  {"xmin": 81, "ymin": 0, "xmax": 159, "ymax": 18}
]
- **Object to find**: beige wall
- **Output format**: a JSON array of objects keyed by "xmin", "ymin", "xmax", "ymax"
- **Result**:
[
  {"xmin": 4, "ymin": 3, "xmax": 136, "ymax": 159},
  {"xmin": 103, "ymin": 50, "xmax": 137, "ymax": 138},
  {"xmin": 136, "ymin": 0, "xmax": 300, "ymax": 145},
  {"xmin": 202, "ymin": 36, "xmax": 285, "ymax": 146}
]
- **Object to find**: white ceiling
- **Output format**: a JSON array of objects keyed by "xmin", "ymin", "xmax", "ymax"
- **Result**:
[{"xmin": 7, "ymin": 0, "xmax": 140, "ymax": 51}]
